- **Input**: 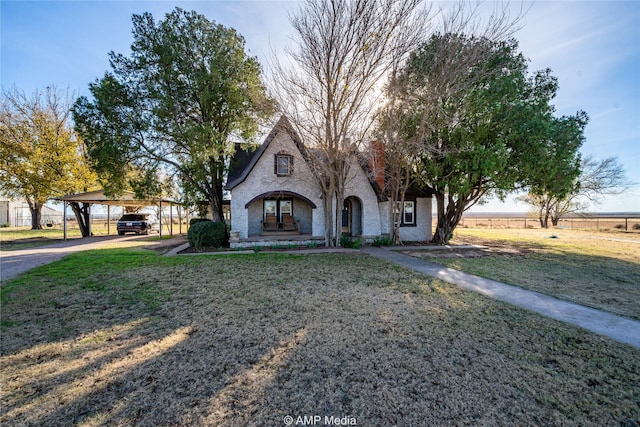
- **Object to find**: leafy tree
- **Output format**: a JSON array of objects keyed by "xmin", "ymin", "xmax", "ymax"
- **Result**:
[
  {"xmin": 520, "ymin": 154, "xmax": 627, "ymax": 227},
  {"xmin": 390, "ymin": 34, "xmax": 581, "ymax": 244},
  {"xmin": 73, "ymin": 8, "xmax": 272, "ymax": 223},
  {"xmin": 0, "ymin": 86, "xmax": 98, "ymax": 230},
  {"xmin": 376, "ymin": 4, "xmax": 525, "ymax": 245},
  {"xmin": 517, "ymin": 113, "xmax": 588, "ymax": 227}
]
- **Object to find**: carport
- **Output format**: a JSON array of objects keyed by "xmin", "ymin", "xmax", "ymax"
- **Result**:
[{"xmin": 55, "ymin": 190, "xmax": 181, "ymax": 240}]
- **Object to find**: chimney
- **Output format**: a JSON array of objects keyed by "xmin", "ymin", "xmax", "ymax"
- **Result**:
[{"xmin": 369, "ymin": 140, "xmax": 385, "ymax": 191}]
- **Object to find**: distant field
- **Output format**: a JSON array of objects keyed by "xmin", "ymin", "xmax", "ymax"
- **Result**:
[{"xmin": 458, "ymin": 214, "xmax": 640, "ymax": 232}]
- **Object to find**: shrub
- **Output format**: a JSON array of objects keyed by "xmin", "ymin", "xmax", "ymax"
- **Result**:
[
  {"xmin": 633, "ymin": 224, "xmax": 640, "ymax": 231},
  {"xmin": 372, "ymin": 236, "xmax": 394, "ymax": 247},
  {"xmin": 187, "ymin": 221, "xmax": 226, "ymax": 251},
  {"xmin": 189, "ymin": 218, "xmax": 211, "ymax": 226},
  {"xmin": 340, "ymin": 235, "xmax": 361, "ymax": 249}
]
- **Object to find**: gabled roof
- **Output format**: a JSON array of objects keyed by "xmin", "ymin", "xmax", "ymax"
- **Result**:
[
  {"xmin": 225, "ymin": 115, "xmax": 306, "ymax": 190},
  {"xmin": 225, "ymin": 115, "xmax": 431, "ymax": 201}
]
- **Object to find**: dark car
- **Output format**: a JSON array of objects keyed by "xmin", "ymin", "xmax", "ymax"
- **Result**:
[{"xmin": 116, "ymin": 214, "xmax": 159, "ymax": 235}]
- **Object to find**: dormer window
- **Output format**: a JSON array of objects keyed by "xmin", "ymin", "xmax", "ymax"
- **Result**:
[{"xmin": 275, "ymin": 153, "xmax": 293, "ymax": 176}]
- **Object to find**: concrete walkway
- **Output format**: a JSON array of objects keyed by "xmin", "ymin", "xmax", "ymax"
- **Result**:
[
  {"xmin": 4, "ymin": 237, "xmax": 638, "ymax": 349},
  {"xmin": 0, "ymin": 234, "xmax": 154, "ymax": 283},
  {"xmin": 362, "ymin": 246, "xmax": 640, "ymax": 349}
]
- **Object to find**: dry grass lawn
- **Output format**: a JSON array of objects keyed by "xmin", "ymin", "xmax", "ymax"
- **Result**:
[
  {"xmin": 1, "ymin": 248, "xmax": 639, "ymax": 426},
  {"xmin": 404, "ymin": 228, "xmax": 640, "ymax": 320}
]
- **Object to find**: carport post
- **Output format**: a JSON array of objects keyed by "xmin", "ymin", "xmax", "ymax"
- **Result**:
[
  {"xmin": 63, "ymin": 201, "xmax": 67, "ymax": 240},
  {"xmin": 159, "ymin": 200, "xmax": 163, "ymax": 238},
  {"xmin": 107, "ymin": 205, "xmax": 111, "ymax": 235}
]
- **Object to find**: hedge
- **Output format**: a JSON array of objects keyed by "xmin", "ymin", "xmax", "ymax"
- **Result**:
[{"xmin": 187, "ymin": 221, "xmax": 227, "ymax": 251}]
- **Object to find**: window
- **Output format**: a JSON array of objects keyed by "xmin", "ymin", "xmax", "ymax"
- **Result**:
[
  {"xmin": 275, "ymin": 154, "xmax": 293, "ymax": 176},
  {"xmin": 264, "ymin": 200, "xmax": 277, "ymax": 218},
  {"xmin": 403, "ymin": 201, "xmax": 415, "ymax": 225},
  {"xmin": 280, "ymin": 200, "xmax": 292, "ymax": 217},
  {"xmin": 264, "ymin": 199, "xmax": 293, "ymax": 222},
  {"xmin": 394, "ymin": 200, "xmax": 416, "ymax": 227}
]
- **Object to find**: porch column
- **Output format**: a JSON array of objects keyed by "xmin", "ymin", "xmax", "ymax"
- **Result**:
[{"xmin": 87, "ymin": 204, "xmax": 91, "ymax": 238}]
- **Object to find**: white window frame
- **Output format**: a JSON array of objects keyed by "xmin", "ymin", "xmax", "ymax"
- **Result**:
[
  {"xmin": 403, "ymin": 201, "xmax": 415, "ymax": 225},
  {"xmin": 276, "ymin": 154, "xmax": 292, "ymax": 176}
]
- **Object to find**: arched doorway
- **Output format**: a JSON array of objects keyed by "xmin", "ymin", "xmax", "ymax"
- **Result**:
[{"xmin": 341, "ymin": 196, "xmax": 362, "ymax": 236}]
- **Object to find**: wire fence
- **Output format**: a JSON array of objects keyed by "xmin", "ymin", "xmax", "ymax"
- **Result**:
[{"xmin": 458, "ymin": 215, "xmax": 640, "ymax": 232}]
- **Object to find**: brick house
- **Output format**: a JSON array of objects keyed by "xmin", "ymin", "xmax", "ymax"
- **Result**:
[{"xmin": 225, "ymin": 116, "xmax": 432, "ymax": 247}]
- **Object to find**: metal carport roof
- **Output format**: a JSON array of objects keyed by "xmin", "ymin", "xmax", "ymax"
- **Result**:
[{"xmin": 54, "ymin": 189, "xmax": 180, "ymax": 239}]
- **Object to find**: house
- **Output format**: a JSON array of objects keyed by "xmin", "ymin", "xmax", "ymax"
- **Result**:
[{"xmin": 225, "ymin": 116, "xmax": 432, "ymax": 247}]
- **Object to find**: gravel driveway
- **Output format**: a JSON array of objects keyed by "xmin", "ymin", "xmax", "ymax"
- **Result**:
[{"xmin": 1, "ymin": 235, "xmax": 158, "ymax": 283}]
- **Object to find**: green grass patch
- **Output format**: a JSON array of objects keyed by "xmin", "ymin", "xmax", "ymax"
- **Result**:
[
  {"xmin": 0, "ymin": 227, "xmax": 69, "ymax": 242},
  {"xmin": 0, "ymin": 226, "xmax": 120, "ymax": 250},
  {"xmin": 0, "ymin": 226, "xmax": 119, "ymax": 242}
]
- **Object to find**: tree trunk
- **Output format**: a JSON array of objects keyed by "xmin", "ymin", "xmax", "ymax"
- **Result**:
[
  {"xmin": 538, "ymin": 198, "xmax": 552, "ymax": 228},
  {"xmin": 550, "ymin": 200, "xmax": 561, "ymax": 226},
  {"xmin": 70, "ymin": 202, "xmax": 92, "ymax": 237},
  {"xmin": 431, "ymin": 192, "xmax": 466, "ymax": 245},
  {"xmin": 27, "ymin": 200, "xmax": 44, "ymax": 230},
  {"xmin": 207, "ymin": 158, "xmax": 226, "ymax": 223},
  {"xmin": 322, "ymin": 174, "xmax": 336, "ymax": 247},
  {"xmin": 335, "ymin": 188, "xmax": 345, "ymax": 247},
  {"xmin": 208, "ymin": 195, "xmax": 224, "ymax": 223},
  {"xmin": 539, "ymin": 213, "xmax": 550, "ymax": 228},
  {"xmin": 323, "ymin": 194, "xmax": 334, "ymax": 247},
  {"xmin": 394, "ymin": 189, "xmax": 409, "ymax": 246}
]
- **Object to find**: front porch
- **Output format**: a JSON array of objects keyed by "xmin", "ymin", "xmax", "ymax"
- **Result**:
[
  {"xmin": 244, "ymin": 191, "xmax": 316, "ymax": 238},
  {"xmin": 229, "ymin": 232, "xmax": 324, "ymax": 249}
]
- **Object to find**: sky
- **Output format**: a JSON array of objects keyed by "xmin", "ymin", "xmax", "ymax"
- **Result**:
[{"xmin": 1, "ymin": 0, "xmax": 639, "ymax": 213}]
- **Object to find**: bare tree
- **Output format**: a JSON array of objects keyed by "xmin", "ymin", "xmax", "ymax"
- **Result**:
[
  {"xmin": 270, "ymin": 0, "xmax": 429, "ymax": 246},
  {"xmin": 375, "ymin": 72, "xmax": 423, "ymax": 245}
]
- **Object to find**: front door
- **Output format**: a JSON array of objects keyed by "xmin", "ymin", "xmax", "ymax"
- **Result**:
[{"xmin": 342, "ymin": 199, "xmax": 351, "ymax": 235}]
